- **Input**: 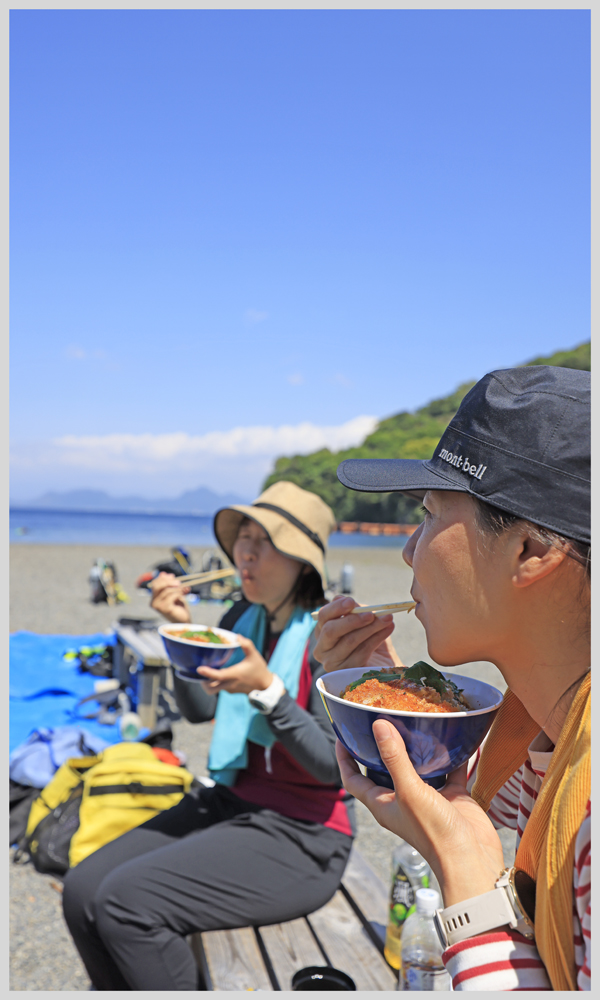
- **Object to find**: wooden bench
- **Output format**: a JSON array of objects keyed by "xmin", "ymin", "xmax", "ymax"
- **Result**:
[{"xmin": 188, "ymin": 847, "xmax": 397, "ymax": 991}]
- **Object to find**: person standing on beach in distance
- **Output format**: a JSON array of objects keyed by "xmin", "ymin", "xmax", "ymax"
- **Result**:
[
  {"xmin": 62, "ymin": 482, "xmax": 356, "ymax": 991},
  {"xmin": 314, "ymin": 366, "xmax": 590, "ymax": 991}
]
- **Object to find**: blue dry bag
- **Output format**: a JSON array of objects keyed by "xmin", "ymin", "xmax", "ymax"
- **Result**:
[{"xmin": 9, "ymin": 726, "xmax": 109, "ymax": 788}]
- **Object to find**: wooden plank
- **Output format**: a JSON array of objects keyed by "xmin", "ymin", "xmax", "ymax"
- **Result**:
[
  {"xmin": 340, "ymin": 848, "xmax": 390, "ymax": 949},
  {"xmin": 199, "ymin": 927, "xmax": 273, "ymax": 992},
  {"xmin": 307, "ymin": 889, "xmax": 398, "ymax": 991},
  {"xmin": 188, "ymin": 933, "xmax": 213, "ymax": 990},
  {"xmin": 258, "ymin": 917, "xmax": 325, "ymax": 991},
  {"xmin": 137, "ymin": 668, "xmax": 161, "ymax": 730}
]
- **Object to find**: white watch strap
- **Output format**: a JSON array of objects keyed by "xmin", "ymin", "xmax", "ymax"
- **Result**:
[
  {"xmin": 435, "ymin": 886, "xmax": 518, "ymax": 948},
  {"xmin": 248, "ymin": 674, "xmax": 286, "ymax": 715}
]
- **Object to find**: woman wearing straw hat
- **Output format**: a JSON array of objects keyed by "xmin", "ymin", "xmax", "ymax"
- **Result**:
[
  {"xmin": 62, "ymin": 482, "xmax": 355, "ymax": 991},
  {"xmin": 314, "ymin": 366, "xmax": 590, "ymax": 991}
]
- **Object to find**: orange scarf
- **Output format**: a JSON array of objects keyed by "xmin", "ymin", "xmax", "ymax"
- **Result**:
[{"xmin": 471, "ymin": 673, "xmax": 590, "ymax": 991}]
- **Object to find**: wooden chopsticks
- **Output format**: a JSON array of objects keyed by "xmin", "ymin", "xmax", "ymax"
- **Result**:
[
  {"xmin": 311, "ymin": 600, "xmax": 416, "ymax": 621},
  {"xmin": 175, "ymin": 567, "xmax": 238, "ymax": 586}
]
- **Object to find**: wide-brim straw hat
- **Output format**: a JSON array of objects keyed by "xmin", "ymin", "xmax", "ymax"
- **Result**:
[{"xmin": 213, "ymin": 481, "xmax": 336, "ymax": 588}]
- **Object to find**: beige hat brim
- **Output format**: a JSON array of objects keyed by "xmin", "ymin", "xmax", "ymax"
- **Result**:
[{"xmin": 213, "ymin": 504, "xmax": 328, "ymax": 587}]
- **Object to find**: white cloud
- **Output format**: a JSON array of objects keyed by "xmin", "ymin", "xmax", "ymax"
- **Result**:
[
  {"xmin": 11, "ymin": 416, "xmax": 378, "ymax": 499},
  {"xmin": 287, "ymin": 373, "xmax": 304, "ymax": 385},
  {"xmin": 244, "ymin": 308, "xmax": 269, "ymax": 325},
  {"xmin": 51, "ymin": 415, "xmax": 377, "ymax": 468}
]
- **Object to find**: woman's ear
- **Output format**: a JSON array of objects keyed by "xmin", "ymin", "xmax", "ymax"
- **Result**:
[{"xmin": 512, "ymin": 532, "xmax": 568, "ymax": 589}]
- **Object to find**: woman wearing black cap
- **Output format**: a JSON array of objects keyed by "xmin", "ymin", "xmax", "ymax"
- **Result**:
[
  {"xmin": 315, "ymin": 366, "xmax": 590, "ymax": 991},
  {"xmin": 62, "ymin": 482, "xmax": 356, "ymax": 991}
]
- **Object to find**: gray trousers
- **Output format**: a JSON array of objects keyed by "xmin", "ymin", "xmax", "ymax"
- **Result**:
[{"xmin": 62, "ymin": 783, "xmax": 353, "ymax": 991}]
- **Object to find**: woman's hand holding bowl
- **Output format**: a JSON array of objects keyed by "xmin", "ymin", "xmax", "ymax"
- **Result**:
[
  {"xmin": 313, "ymin": 595, "xmax": 404, "ymax": 672},
  {"xmin": 336, "ymin": 722, "xmax": 505, "ymax": 909},
  {"xmin": 196, "ymin": 635, "xmax": 274, "ymax": 695}
]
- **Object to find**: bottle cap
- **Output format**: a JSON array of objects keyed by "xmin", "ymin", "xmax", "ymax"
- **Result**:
[{"xmin": 415, "ymin": 887, "xmax": 440, "ymax": 914}]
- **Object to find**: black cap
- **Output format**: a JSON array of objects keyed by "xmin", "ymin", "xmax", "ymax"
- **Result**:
[{"xmin": 337, "ymin": 366, "xmax": 590, "ymax": 544}]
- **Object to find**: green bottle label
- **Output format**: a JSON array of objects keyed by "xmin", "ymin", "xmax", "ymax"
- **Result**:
[
  {"xmin": 389, "ymin": 866, "xmax": 415, "ymax": 927},
  {"xmin": 388, "ymin": 864, "xmax": 431, "ymax": 928}
]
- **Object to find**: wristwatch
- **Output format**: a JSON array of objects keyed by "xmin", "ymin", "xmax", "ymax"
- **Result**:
[
  {"xmin": 248, "ymin": 674, "xmax": 286, "ymax": 715},
  {"xmin": 434, "ymin": 868, "xmax": 536, "ymax": 950}
]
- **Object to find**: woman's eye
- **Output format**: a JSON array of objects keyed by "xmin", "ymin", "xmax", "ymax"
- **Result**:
[{"xmin": 419, "ymin": 504, "xmax": 431, "ymax": 519}]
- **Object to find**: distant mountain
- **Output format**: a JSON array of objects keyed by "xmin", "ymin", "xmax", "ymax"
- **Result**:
[{"xmin": 13, "ymin": 486, "xmax": 249, "ymax": 515}]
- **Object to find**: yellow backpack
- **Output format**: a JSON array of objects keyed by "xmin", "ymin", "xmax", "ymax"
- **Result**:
[{"xmin": 23, "ymin": 741, "xmax": 194, "ymax": 874}]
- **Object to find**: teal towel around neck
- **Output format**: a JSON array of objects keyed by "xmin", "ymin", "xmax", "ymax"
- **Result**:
[{"xmin": 208, "ymin": 603, "xmax": 316, "ymax": 786}]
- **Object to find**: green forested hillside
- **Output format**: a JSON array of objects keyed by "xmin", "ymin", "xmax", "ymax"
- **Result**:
[{"xmin": 263, "ymin": 341, "xmax": 590, "ymax": 524}]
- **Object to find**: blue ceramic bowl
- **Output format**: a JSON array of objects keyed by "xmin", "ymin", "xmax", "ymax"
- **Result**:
[
  {"xmin": 158, "ymin": 623, "xmax": 241, "ymax": 680},
  {"xmin": 316, "ymin": 667, "xmax": 503, "ymax": 788}
]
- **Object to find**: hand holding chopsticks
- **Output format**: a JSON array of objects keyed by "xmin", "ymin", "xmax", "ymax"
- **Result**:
[
  {"xmin": 311, "ymin": 595, "xmax": 408, "ymax": 673},
  {"xmin": 311, "ymin": 600, "xmax": 416, "ymax": 621}
]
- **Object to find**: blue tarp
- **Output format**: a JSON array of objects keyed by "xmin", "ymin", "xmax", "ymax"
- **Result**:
[{"xmin": 9, "ymin": 631, "xmax": 125, "ymax": 752}]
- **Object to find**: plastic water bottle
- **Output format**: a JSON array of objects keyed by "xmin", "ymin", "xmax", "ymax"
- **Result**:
[
  {"xmin": 384, "ymin": 841, "xmax": 431, "ymax": 971},
  {"xmin": 119, "ymin": 712, "xmax": 143, "ymax": 741},
  {"xmin": 400, "ymin": 888, "xmax": 452, "ymax": 991},
  {"xmin": 339, "ymin": 564, "xmax": 354, "ymax": 594}
]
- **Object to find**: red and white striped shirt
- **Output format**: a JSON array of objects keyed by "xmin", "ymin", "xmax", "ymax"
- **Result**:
[{"xmin": 443, "ymin": 732, "xmax": 591, "ymax": 990}]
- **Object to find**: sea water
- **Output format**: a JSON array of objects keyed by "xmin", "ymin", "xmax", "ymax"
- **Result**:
[
  {"xmin": 10, "ymin": 508, "xmax": 217, "ymax": 546},
  {"xmin": 10, "ymin": 507, "xmax": 408, "ymax": 548}
]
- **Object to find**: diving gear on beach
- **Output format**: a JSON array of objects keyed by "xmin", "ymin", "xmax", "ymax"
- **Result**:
[{"xmin": 89, "ymin": 559, "xmax": 129, "ymax": 605}]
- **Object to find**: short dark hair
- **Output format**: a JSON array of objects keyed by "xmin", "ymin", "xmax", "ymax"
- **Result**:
[
  {"xmin": 472, "ymin": 497, "xmax": 591, "ymax": 579},
  {"xmin": 293, "ymin": 568, "xmax": 326, "ymax": 611}
]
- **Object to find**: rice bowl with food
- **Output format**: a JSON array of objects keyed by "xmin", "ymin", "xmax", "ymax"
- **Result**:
[
  {"xmin": 317, "ymin": 663, "xmax": 503, "ymax": 787},
  {"xmin": 339, "ymin": 663, "xmax": 470, "ymax": 713},
  {"xmin": 158, "ymin": 623, "xmax": 241, "ymax": 678}
]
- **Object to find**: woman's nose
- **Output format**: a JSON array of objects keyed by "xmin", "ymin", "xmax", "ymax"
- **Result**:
[
  {"xmin": 234, "ymin": 542, "xmax": 256, "ymax": 566},
  {"xmin": 402, "ymin": 522, "xmax": 422, "ymax": 567}
]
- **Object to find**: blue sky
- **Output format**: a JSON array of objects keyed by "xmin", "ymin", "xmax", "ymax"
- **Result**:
[{"xmin": 10, "ymin": 9, "xmax": 590, "ymax": 501}]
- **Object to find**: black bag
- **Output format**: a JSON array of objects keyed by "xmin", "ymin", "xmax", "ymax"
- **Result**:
[
  {"xmin": 10, "ymin": 780, "xmax": 40, "ymax": 847},
  {"xmin": 20, "ymin": 783, "xmax": 84, "ymax": 875}
]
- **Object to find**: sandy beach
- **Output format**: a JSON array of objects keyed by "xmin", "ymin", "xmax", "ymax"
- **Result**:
[{"xmin": 10, "ymin": 543, "xmax": 513, "ymax": 990}]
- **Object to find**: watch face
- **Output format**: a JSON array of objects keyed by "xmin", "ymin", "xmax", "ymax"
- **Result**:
[{"xmin": 512, "ymin": 869, "xmax": 536, "ymax": 927}]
